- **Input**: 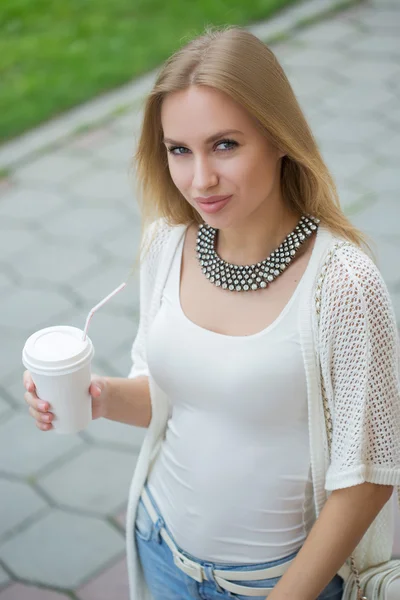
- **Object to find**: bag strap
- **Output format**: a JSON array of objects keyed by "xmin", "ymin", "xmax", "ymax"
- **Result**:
[{"xmin": 316, "ymin": 241, "xmax": 369, "ymax": 600}]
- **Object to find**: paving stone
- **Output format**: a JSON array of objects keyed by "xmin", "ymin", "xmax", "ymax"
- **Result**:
[
  {"xmin": 0, "ymin": 188, "xmax": 67, "ymax": 221},
  {"xmin": 278, "ymin": 46, "xmax": 343, "ymax": 69},
  {"xmin": 391, "ymin": 291, "xmax": 400, "ymax": 328},
  {"xmin": 354, "ymin": 8, "xmax": 400, "ymax": 32},
  {"xmin": 358, "ymin": 165, "xmax": 400, "ymax": 197},
  {"xmin": 42, "ymin": 206, "xmax": 128, "ymax": 241},
  {"xmin": 321, "ymin": 84, "xmax": 396, "ymax": 114},
  {"xmin": 0, "ymin": 584, "xmax": 70, "ymax": 600},
  {"xmin": 347, "ymin": 34, "xmax": 400, "ymax": 58},
  {"xmin": 0, "ymin": 330, "xmax": 31, "ymax": 381},
  {"xmin": 335, "ymin": 57, "xmax": 400, "ymax": 84},
  {"xmin": 0, "ymin": 566, "xmax": 9, "ymax": 589},
  {"xmin": 72, "ymin": 262, "xmax": 140, "ymax": 314},
  {"xmin": 85, "ymin": 417, "xmax": 145, "ymax": 451},
  {"xmin": 100, "ymin": 227, "xmax": 142, "ymax": 263},
  {"xmin": 0, "ymin": 479, "xmax": 48, "ymax": 541},
  {"xmin": 15, "ymin": 152, "xmax": 90, "ymax": 185},
  {"xmin": 0, "ymin": 412, "xmax": 84, "ymax": 477},
  {"xmin": 372, "ymin": 239, "xmax": 400, "ymax": 288},
  {"xmin": 77, "ymin": 556, "xmax": 129, "ymax": 600},
  {"xmin": 38, "ymin": 446, "xmax": 136, "ymax": 515},
  {"xmin": 352, "ymin": 199, "xmax": 400, "ymax": 237},
  {"xmin": 65, "ymin": 126, "xmax": 116, "ymax": 153},
  {"xmin": 315, "ymin": 115, "xmax": 387, "ymax": 147},
  {"xmin": 0, "ymin": 227, "xmax": 36, "ymax": 260},
  {"xmin": 292, "ymin": 19, "xmax": 358, "ymax": 45},
  {"xmin": 322, "ymin": 150, "xmax": 373, "ymax": 184},
  {"xmin": 114, "ymin": 507, "xmax": 127, "ymax": 530},
  {"xmin": 0, "ymin": 397, "xmax": 13, "ymax": 420},
  {"xmin": 104, "ymin": 341, "xmax": 138, "ymax": 378},
  {"xmin": 0, "ymin": 288, "xmax": 73, "ymax": 331},
  {"xmin": 94, "ymin": 135, "xmax": 137, "ymax": 167},
  {"xmin": 1, "ymin": 379, "xmax": 25, "ymax": 408},
  {"xmin": 68, "ymin": 167, "xmax": 134, "ymax": 205},
  {"xmin": 112, "ymin": 109, "xmax": 144, "ymax": 135},
  {"xmin": 0, "ymin": 510, "xmax": 125, "ymax": 588},
  {"xmin": 12, "ymin": 240, "xmax": 100, "ymax": 287}
]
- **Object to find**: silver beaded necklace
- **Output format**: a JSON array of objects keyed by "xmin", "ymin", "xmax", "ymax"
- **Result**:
[{"xmin": 196, "ymin": 215, "xmax": 320, "ymax": 292}]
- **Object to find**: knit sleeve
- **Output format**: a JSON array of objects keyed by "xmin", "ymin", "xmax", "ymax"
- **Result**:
[
  {"xmin": 127, "ymin": 218, "xmax": 169, "ymax": 379},
  {"xmin": 318, "ymin": 244, "xmax": 400, "ymax": 491}
]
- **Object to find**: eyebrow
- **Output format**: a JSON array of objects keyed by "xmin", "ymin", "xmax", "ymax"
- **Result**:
[{"xmin": 162, "ymin": 129, "xmax": 244, "ymax": 146}]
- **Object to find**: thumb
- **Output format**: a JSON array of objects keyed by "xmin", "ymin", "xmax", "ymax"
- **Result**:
[{"xmin": 90, "ymin": 377, "xmax": 106, "ymax": 397}]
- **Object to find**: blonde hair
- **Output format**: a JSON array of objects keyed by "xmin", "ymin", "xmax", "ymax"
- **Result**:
[{"xmin": 134, "ymin": 26, "xmax": 368, "ymax": 259}]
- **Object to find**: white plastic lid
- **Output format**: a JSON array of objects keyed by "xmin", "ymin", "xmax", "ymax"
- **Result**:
[{"xmin": 22, "ymin": 326, "xmax": 94, "ymax": 374}]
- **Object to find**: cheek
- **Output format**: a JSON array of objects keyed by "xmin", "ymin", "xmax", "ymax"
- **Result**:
[{"xmin": 168, "ymin": 158, "xmax": 191, "ymax": 193}]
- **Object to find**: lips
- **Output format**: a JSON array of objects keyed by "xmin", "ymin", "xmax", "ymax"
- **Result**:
[
  {"xmin": 194, "ymin": 195, "xmax": 231, "ymax": 204},
  {"xmin": 194, "ymin": 195, "xmax": 232, "ymax": 214}
]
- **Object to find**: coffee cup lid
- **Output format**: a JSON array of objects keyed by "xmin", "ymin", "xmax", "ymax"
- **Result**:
[{"xmin": 23, "ymin": 326, "xmax": 94, "ymax": 374}]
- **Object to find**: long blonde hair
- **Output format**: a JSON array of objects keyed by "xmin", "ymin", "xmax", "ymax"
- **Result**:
[{"xmin": 134, "ymin": 25, "xmax": 368, "ymax": 258}]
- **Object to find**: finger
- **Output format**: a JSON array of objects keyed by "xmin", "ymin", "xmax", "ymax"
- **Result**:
[
  {"xmin": 35, "ymin": 420, "xmax": 53, "ymax": 431},
  {"xmin": 24, "ymin": 391, "xmax": 50, "ymax": 412},
  {"xmin": 29, "ymin": 405, "xmax": 54, "ymax": 424},
  {"xmin": 89, "ymin": 382, "xmax": 102, "ymax": 398},
  {"xmin": 23, "ymin": 371, "xmax": 35, "ymax": 392}
]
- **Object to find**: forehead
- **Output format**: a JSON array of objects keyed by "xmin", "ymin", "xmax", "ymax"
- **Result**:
[{"xmin": 161, "ymin": 85, "xmax": 254, "ymax": 139}]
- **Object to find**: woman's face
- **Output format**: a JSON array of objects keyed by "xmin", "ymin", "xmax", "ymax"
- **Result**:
[{"xmin": 161, "ymin": 85, "xmax": 284, "ymax": 229}]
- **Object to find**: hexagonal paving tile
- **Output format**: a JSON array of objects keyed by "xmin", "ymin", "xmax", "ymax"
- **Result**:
[
  {"xmin": 12, "ymin": 241, "xmax": 100, "ymax": 287},
  {"xmin": 0, "ymin": 289, "xmax": 74, "ymax": 332},
  {"xmin": 15, "ymin": 152, "xmax": 89, "ymax": 185},
  {"xmin": 0, "ymin": 510, "xmax": 125, "ymax": 588},
  {"xmin": 68, "ymin": 167, "xmax": 133, "ymax": 205},
  {"xmin": 0, "ymin": 397, "xmax": 13, "ymax": 420},
  {"xmin": 73, "ymin": 263, "xmax": 140, "ymax": 314},
  {"xmin": 38, "ymin": 446, "xmax": 137, "ymax": 515},
  {"xmin": 0, "ymin": 583, "xmax": 71, "ymax": 599},
  {"xmin": 42, "ymin": 207, "xmax": 127, "ymax": 240},
  {"xmin": 0, "ymin": 413, "xmax": 84, "ymax": 477},
  {"xmin": 85, "ymin": 417, "xmax": 145, "ymax": 450},
  {"xmin": 0, "ymin": 479, "xmax": 48, "ymax": 541},
  {"xmin": 0, "ymin": 566, "xmax": 9, "ymax": 589},
  {"xmin": 0, "ymin": 188, "xmax": 66, "ymax": 221},
  {"xmin": 77, "ymin": 556, "xmax": 129, "ymax": 600}
]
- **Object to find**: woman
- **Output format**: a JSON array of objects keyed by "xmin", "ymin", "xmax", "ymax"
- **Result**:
[{"xmin": 24, "ymin": 27, "xmax": 400, "ymax": 600}]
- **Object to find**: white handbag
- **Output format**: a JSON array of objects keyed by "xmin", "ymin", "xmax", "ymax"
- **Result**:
[{"xmin": 317, "ymin": 242, "xmax": 400, "ymax": 600}]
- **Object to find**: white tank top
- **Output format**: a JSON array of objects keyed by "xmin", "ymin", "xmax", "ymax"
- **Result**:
[{"xmin": 146, "ymin": 233, "xmax": 317, "ymax": 563}]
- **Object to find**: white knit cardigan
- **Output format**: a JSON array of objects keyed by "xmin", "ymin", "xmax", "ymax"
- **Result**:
[{"xmin": 125, "ymin": 219, "xmax": 400, "ymax": 600}]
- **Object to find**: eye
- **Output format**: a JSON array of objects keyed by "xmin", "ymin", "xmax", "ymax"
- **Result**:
[
  {"xmin": 215, "ymin": 139, "xmax": 238, "ymax": 151},
  {"xmin": 167, "ymin": 146, "xmax": 190, "ymax": 156}
]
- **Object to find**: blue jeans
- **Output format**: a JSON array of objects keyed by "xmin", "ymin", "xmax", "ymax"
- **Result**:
[{"xmin": 135, "ymin": 486, "xmax": 344, "ymax": 600}]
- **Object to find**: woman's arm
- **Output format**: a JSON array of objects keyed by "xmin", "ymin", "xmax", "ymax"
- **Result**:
[
  {"xmin": 103, "ymin": 375, "xmax": 152, "ymax": 428},
  {"xmin": 267, "ymin": 482, "xmax": 393, "ymax": 600}
]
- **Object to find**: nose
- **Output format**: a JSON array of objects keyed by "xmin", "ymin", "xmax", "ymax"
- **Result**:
[{"xmin": 192, "ymin": 155, "xmax": 218, "ymax": 191}]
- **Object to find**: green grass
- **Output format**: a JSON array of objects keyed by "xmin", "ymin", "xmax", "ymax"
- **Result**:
[{"xmin": 1, "ymin": 0, "xmax": 298, "ymax": 143}]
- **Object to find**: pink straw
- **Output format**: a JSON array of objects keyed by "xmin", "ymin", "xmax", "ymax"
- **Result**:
[{"xmin": 82, "ymin": 282, "xmax": 127, "ymax": 341}]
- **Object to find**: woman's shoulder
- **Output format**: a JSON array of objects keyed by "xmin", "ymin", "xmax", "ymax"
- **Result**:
[
  {"xmin": 319, "ymin": 236, "xmax": 394, "ymax": 324},
  {"xmin": 140, "ymin": 216, "xmax": 187, "ymax": 272}
]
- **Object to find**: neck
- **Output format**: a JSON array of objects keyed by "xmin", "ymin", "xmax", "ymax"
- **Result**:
[{"xmin": 216, "ymin": 205, "xmax": 301, "ymax": 266}]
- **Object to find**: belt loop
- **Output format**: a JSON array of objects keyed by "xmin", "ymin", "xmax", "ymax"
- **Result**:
[
  {"xmin": 203, "ymin": 562, "xmax": 224, "ymax": 593},
  {"xmin": 151, "ymin": 516, "xmax": 165, "ymax": 544}
]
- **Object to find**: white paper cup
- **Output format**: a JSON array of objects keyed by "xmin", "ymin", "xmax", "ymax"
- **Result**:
[{"xmin": 22, "ymin": 326, "xmax": 95, "ymax": 434}]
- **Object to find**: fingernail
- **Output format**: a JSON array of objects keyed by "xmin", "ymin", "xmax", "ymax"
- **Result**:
[
  {"xmin": 39, "ymin": 402, "xmax": 47, "ymax": 410},
  {"xmin": 94, "ymin": 384, "xmax": 102, "ymax": 394}
]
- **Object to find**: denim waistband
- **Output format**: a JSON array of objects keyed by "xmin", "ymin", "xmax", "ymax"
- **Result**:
[{"xmin": 140, "ymin": 483, "xmax": 300, "ymax": 596}]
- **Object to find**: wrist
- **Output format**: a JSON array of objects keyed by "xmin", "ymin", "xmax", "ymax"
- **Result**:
[{"xmin": 101, "ymin": 376, "xmax": 113, "ymax": 420}]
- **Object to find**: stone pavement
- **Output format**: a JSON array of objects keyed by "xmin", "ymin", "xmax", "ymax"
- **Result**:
[{"xmin": 0, "ymin": 0, "xmax": 399, "ymax": 597}]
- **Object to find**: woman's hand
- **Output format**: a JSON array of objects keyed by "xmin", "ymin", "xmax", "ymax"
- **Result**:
[{"xmin": 23, "ymin": 370, "xmax": 109, "ymax": 431}]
